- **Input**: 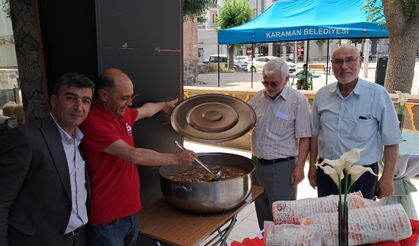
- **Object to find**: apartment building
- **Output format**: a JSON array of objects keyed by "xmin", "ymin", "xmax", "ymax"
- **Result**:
[{"xmin": 197, "ymin": 0, "xmax": 270, "ymax": 62}]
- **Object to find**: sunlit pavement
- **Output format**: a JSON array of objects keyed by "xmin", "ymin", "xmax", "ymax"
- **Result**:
[
  {"xmin": 195, "ymin": 60, "xmax": 419, "ymax": 95},
  {"xmin": 183, "ymin": 140, "xmax": 419, "ymax": 244}
]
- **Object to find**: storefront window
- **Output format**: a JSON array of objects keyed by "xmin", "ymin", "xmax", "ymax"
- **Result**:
[{"xmin": 0, "ymin": 0, "xmax": 23, "ymax": 130}]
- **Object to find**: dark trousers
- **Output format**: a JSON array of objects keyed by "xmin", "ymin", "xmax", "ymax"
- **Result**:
[
  {"xmin": 63, "ymin": 227, "xmax": 87, "ymax": 246},
  {"xmin": 316, "ymin": 160, "xmax": 379, "ymax": 199},
  {"xmin": 251, "ymin": 157, "xmax": 296, "ymax": 230}
]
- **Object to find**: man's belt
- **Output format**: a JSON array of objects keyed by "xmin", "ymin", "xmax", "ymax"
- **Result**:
[
  {"xmin": 64, "ymin": 225, "xmax": 84, "ymax": 239},
  {"xmin": 257, "ymin": 156, "xmax": 295, "ymax": 165}
]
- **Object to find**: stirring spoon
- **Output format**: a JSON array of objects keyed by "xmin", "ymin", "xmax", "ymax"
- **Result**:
[{"xmin": 174, "ymin": 140, "xmax": 222, "ymax": 181}]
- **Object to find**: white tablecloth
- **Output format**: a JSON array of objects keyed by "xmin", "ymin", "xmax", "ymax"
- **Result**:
[
  {"xmin": 379, "ymin": 131, "xmax": 419, "ymax": 219},
  {"xmin": 386, "ymin": 153, "xmax": 419, "ymax": 219}
]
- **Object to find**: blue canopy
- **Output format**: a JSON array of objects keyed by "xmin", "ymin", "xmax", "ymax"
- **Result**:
[{"xmin": 218, "ymin": 0, "xmax": 388, "ymax": 44}]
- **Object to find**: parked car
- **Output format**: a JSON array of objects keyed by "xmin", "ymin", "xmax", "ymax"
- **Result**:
[
  {"xmin": 236, "ymin": 55, "xmax": 252, "ymax": 63},
  {"xmin": 203, "ymin": 54, "xmax": 248, "ymax": 71},
  {"xmin": 203, "ymin": 54, "xmax": 228, "ymax": 63},
  {"xmin": 233, "ymin": 59, "xmax": 248, "ymax": 71},
  {"xmin": 287, "ymin": 61, "xmax": 296, "ymax": 72},
  {"xmin": 247, "ymin": 56, "xmax": 296, "ymax": 73}
]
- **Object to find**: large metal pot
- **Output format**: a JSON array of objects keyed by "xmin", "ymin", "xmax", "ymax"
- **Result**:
[{"xmin": 159, "ymin": 152, "xmax": 254, "ymax": 213}]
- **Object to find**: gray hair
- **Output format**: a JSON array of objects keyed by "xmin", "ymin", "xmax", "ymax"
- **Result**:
[
  {"xmin": 262, "ymin": 58, "xmax": 289, "ymax": 80},
  {"xmin": 332, "ymin": 44, "xmax": 361, "ymax": 60}
]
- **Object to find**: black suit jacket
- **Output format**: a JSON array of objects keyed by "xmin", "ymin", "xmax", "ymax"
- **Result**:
[{"xmin": 0, "ymin": 115, "xmax": 90, "ymax": 246}]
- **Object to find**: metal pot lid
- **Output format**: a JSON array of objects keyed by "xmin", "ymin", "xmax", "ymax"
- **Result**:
[{"xmin": 171, "ymin": 94, "xmax": 256, "ymax": 143}]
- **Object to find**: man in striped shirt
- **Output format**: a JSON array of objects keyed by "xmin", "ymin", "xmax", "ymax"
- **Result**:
[{"xmin": 248, "ymin": 58, "xmax": 311, "ymax": 229}]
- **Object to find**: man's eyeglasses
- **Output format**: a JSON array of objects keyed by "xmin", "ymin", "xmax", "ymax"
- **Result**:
[
  {"xmin": 332, "ymin": 56, "xmax": 359, "ymax": 66},
  {"xmin": 261, "ymin": 80, "xmax": 279, "ymax": 88}
]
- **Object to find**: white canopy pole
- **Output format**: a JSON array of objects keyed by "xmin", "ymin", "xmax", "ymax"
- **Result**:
[
  {"xmin": 363, "ymin": 39, "xmax": 370, "ymax": 78},
  {"xmin": 268, "ymin": 43, "xmax": 274, "ymax": 56}
]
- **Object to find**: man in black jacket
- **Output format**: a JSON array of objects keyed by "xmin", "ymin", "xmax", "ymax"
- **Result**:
[{"xmin": 0, "ymin": 73, "xmax": 94, "ymax": 246}]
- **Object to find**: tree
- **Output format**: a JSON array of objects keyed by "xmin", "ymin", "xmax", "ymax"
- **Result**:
[
  {"xmin": 182, "ymin": 0, "xmax": 212, "ymax": 85},
  {"xmin": 315, "ymin": 40, "xmax": 326, "ymax": 60},
  {"xmin": 364, "ymin": 0, "xmax": 419, "ymax": 93},
  {"xmin": 1, "ymin": 0, "xmax": 10, "ymax": 18},
  {"xmin": 217, "ymin": 0, "xmax": 252, "ymax": 69},
  {"xmin": 183, "ymin": 0, "xmax": 213, "ymax": 19}
]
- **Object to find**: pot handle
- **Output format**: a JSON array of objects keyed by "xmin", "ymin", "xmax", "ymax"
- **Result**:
[{"xmin": 171, "ymin": 184, "xmax": 192, "ymax": 192}]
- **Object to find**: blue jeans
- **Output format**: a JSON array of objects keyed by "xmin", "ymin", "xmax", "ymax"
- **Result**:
[{"xmin": 87, "ymin": 214, "xmax": 139, "ymax": 246}]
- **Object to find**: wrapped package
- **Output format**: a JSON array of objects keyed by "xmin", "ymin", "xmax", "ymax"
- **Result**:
[
  {"xmin": 300, "ymin": 204, "xmax": 412, "ymax": 245},
  {"xmin": 273, "ymin": 192, "xmax": 378, "ymax": 224},
  {"xmin": 264, "ymin": 221, "xmax": 321, "ymax": 246}
]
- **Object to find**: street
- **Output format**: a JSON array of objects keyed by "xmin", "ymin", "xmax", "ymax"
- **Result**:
[{"xmin": 195, "ymin": 60, "xmax": 419, "ymax": 95}]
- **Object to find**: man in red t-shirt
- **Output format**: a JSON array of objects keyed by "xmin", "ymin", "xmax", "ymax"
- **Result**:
[{"xmin": 80, "ymin": 68, "xmax": 196, "ymax": 246}]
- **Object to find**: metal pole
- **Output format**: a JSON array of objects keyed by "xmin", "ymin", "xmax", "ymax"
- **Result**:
[
  {"xmin": 326, "ymin": 38, "xmax": 330, "ymax": 84},
  {"xmin": 305, "ymin": 39, "xmax": 310, "ymax": 89},
  {"xmin": 251, "ymin": 43, "xmax": 254, "ymax": 88},
  {"xmin": 306, "ymin": 39, "xmax": 310, "ymax": 64},
  {"xmin": 217, "ymin": 44, "xmax": 220, "ymax": 87}
]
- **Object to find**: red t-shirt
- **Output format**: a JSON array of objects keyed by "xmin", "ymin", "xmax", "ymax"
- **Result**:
[{"xmin": 80, "ymin": 102, "xmax": 142, "ymax": 225}]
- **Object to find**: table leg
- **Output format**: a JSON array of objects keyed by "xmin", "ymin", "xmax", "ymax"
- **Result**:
[{"xmin": 202, "ymin": 215, "xmax": 238, "ymax": 246}]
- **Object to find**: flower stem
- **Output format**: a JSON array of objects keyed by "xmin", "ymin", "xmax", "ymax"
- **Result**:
[
  {"xmin": 344, "ymin": 170, "xmax": 349, "ymax": 202},
  {"xmin": 338, "ymin": 174, "xmax": 342, "ymax": 203}
]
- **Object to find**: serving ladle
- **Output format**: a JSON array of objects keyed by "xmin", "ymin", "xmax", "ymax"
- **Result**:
[{"xmin": 174, "ymin": 140, "xmax": 223, "ymax": 181}]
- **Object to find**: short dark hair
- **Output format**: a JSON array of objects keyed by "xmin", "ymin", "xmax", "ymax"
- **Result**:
[
  {"xmin": 94, "ymin": 70, "xmax": 117, "ymax": 99},
  {"xmin": 53, "ymin": 73, "xmax": 95, "ymax": 96}
]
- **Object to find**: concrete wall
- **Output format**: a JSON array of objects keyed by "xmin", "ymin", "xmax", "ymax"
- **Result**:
[
  {"xmin": 197, "ymin": 29, "xmax": 227, "ymax": 62},
  {"xmin": 0, "ymin": 45, "xmax": 17, "ymax": 66}
]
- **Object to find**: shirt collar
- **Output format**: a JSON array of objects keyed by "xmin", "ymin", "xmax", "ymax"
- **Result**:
[
  {"xmin": 50, "ymin": 112, "xmax": 83, "ymax": 145},
  {"xmin": 263, "ymin": 86, "xmax": 290, "ymax": 102},
  {"xmin": 352, "ymin": 78, "xmax": 362, "ymax": 95},
  {"xmin": 329, "ymin": 78, "xmax": 361, "ymax": 98},
  {"xmin": 91, "ymin": 101, "xmax": 121, "ymax": 120}
]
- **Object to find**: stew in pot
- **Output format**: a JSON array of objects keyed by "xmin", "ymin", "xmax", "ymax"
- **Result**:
[{"xmin": 165, "ymin": 165, "xmax": 246, "ymax": 183}]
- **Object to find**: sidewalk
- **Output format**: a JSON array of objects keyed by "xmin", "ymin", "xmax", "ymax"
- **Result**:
[{"xmin": 183, "ymin": 140, "xmax": 419, "ymax": 245}]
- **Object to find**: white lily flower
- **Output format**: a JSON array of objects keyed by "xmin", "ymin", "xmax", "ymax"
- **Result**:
[
  {"xmin": 316, "ymin": 148, "xmax": 377, "ymax": 195},
  {"xmin": 396, "ymin": 91, "xmax": 409, "ymax": 107},
  {"xmin": 316, "ymin": 159, "xmax": 345, "ymax": 186},
  {"xmin": 349, "ymin": 165, "xmax": 377, "ymax": 185},
  {"xmin": 340, "ymin": 148, "xmax": 363, "ymax": 164},
  {"xmin": 317, "ymin": 164, "xmax": 341, "ymax": 185}
]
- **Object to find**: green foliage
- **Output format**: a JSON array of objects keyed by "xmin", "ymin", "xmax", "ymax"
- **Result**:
[
  {"xmin": 363, "ymin": 0, "xmax": 418, "ymax": 25},
  {"xmin": 197, "ymin": 16, "xmax": 207, "ymax": 23},
  {"xmin": 183, "ymin": 0, "xmax": 213, "ymax": 20},
  {"xmin": 1, "ymin": 0, "xmax": 10, "ymax": 18},
  {"xmin": 315, "ymin": 40, "xmax": 326, "ymax": 46},
  {"xmin": 235, "ymin": 43, "xmax": 252, "ymax": 49},
  {"xmin": 363, "ymin": 0, "xmax": 386, "ymax": 25},
  {"xmin": 217, "ymin": 0, "xmax": 252, "ymax": 29},
  {"xmin": 400, "ymin": 0, "xmax": 419, "ymax": 18},
  {"xmin": 349, "ymin": 39, "xmax": 363, "ymax": 44}
]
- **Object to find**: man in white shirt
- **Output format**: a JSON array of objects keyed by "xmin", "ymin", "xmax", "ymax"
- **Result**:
[{"xmin": 248, "ymin": 58, "xmax": 311, "ymax": 229}]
